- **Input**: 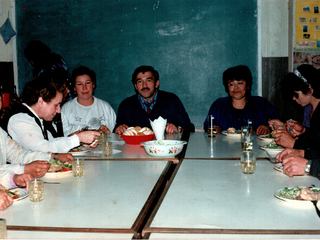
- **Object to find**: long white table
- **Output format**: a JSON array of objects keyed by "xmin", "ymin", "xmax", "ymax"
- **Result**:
[
  {"xmin": 185, "ymin": 132, "xmax": 270, "ymax": 159},
  {"xmin": 75, "ymin": 133, "xmax": 183, "ymax": 162},
  {"xmin": 143, "ymin": 159, "xmax": 320, "ymax": 238},
  {"xmin": 1, "ymin": 160, "xmax": 171, "ymax": 239}
]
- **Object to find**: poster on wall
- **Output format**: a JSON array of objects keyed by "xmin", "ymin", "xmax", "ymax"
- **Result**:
[{"xmin": 294, "ymin": 1, "xmax": 320, "ymax": 69}]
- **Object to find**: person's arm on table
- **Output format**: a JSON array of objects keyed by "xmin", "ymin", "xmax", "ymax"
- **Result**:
[
  {"xmin": 169, "ymin": 94, "xmax": 195, "ymax": 132},
  {"xmin": 274, "ymin": 129, "xmax": 296, "ymax": 148},
  {"xmin": 268, "ymin": 119, "xmax": 285, "ymax": 130},
  {"xmin": 286, "ymin": 119, "xmax": 305, "ymax": 137},
  {"xmin": 8, "ymin": 114, "xmax": 91, "ymax": 153},
  {"xmin": 282, "ymin": 154, "xmax": 308, "ymax": 177},
  {"xmin": 165, "ymin": 123, "xmax": 180, "ymax": 134},
  {"xmin": 24, "ymin": 161, "xmax": 50, "ymax": 178},
  {"xmin": 115, "ymin": 124, "xmax": 129, "ymax": 135},
  {"xmin": 98, "ymin": 125, "xmax": 111, "ymax": 134},
  {"xmin": 276, "ymin": 148, "xmax": 305, "ymax": 160},
  {"xmin": 0, "ymin": 191, "xmax": 13, "ymax": 211},
  {"xmin": 12, "ymin": 173, "xmax": 34, "ymax": 189},
  {"xmin": 256, "ymin": 125, "xmax": 270, "ymax": 135}
]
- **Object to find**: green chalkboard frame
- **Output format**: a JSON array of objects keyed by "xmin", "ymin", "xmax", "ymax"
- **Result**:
[{"xmin": 16, "ymin": 0, "xmax": 257, "ymax": 127}]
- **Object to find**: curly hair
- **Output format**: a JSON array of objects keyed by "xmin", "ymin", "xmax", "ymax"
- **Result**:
[
  {"xmin": 21, "ymin": 70, "xmax": 66, "ymax": 106},
  {"xmin": 222, "ymin": 65, "xmax": 253, "ymax": 95}
]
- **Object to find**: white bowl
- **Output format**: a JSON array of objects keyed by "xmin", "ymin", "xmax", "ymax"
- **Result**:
[{"xmin": 140, "ymin": 140, "xmax": 187, "ymax": 157}]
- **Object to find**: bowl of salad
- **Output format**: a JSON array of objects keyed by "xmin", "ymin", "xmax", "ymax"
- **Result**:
[
  {"xmin": 140, "ymin": 140, "xmax": 187, "ymax": 157},
  {"xmin": 260, "ymin": 142, "xmax": 284, "ymax": 154}
]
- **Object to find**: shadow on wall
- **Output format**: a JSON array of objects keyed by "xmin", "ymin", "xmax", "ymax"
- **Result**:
[{"xmin": 262, "ymin": 57, "xmax": 304, "ymax": 123}]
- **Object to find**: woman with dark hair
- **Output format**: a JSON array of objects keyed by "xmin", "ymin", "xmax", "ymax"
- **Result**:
[
  {"xmin": 270, "ymin": 64, "xmax": 320, "ymax": 149},
  {"xmin": 274, "ymin": 64, "xmax": 320, "ymax": 179},
  {"xmin": 204, "ymin": 65, "xmax": 279, "ymax": 135},
  {"xmin": 61, "ymin": 66, "xmax": 116, "ymax": 135},
  {"xmin": 7, "ymin": 71, "xmax": 100, "ymax": 153}
]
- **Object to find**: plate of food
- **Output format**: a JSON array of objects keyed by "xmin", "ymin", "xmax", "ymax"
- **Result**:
[
  {"xmin": 221, "ymin": 128, "xmax": 241, "ymax": 138},
  {"xmin": 69, "ymin": 146, "xmax": 91, "ymax": 156},
  {"xmin": 258, "ymin": 134, "xmax": 275, "ymax": 143},
  {"xmin": 260, "ymin": 142, "xmax": 284, "ymax": 154},
  {"xmin": 6, "ymin": 188, "xmax": 28, "ymax": 202},
  {"xmin": 45, "ymin": 159, "xmax": 72, "ymax": 177},
  {"xmin": 274, "ymin": 186, "xmax": 320, "ymax": 205}
]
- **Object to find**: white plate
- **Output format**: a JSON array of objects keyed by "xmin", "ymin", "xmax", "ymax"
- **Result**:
[
  {"xmin": 93, "ymin": 149, "xmax": 122, "ymax": 156},
  {"xmin": 44, "ymin": 170, "xmax": 72, "ymax": 178},
  {"xmin": 9, "ymin": 188, "xmax": 28, "ymax": 202},
  {"xmin": 221, "ymin": 130, "xmax": 241, "ymax": 138},
  {"xmin": 273, "ymin": 163, "xmax": 308, "ymax": 176},
  {"xmin": 274, "ymin": 187, "xmax": 320, "ymax": 207},
  {"xmin": 257, "ymin": 134, "xmax": 274, "ymax": 143},
  {"xmin": 69, "ymin": 147, "xmax": 91, "ymax": 156},
  {"xmin": 273, "ymin": 163, "xmax": 283, "ymax": 172},
  {"xmin": 260, "ymin": 146, "xmax": 284, "ymax": 154}
]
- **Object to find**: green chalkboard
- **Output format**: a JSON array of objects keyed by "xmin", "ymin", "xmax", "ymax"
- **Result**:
[{"xmin": 16, "ymin": 0, "xmax": 257, "ymax": 127}]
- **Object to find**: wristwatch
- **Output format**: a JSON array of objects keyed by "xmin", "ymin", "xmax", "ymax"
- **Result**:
[{"xmin": 305, "ymin": 160, "xmax": 312, "ymax": 173}]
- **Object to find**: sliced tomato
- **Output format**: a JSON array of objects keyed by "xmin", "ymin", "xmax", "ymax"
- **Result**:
[{"xmin": 62, "ymin": 167, "xmax": 72, "ymax": 172}]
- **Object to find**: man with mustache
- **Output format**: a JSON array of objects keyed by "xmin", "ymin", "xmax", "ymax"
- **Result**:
[{"xmin": 114, "ymin": 65, "xmax": 194, "ymax": 134}]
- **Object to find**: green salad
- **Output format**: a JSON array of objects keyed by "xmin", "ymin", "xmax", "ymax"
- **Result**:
[
  {"xmin": 263, "ymin": 142, "xmax": 283, "ymax": 149},
  {"xmin": 49, "ymin": 159, "xmax": 72, "ymax": 170},
  {"xmin": 262, "ymin": 134, "xmax": 273, "ymax": 138},
  {"xmin": 279, "ymin": 187, "xmax": 320, "ymax": 200},
  {"xmin": 278, "ymin": 187, "xmax": 302, "ymax": 199}
]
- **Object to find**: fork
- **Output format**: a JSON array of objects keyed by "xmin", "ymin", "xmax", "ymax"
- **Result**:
[{"xmin": 288, "ymin": 119, "xmax": 293, "ymax": 134}]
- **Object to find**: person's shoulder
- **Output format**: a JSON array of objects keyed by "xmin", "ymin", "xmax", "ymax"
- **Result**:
[
  {"xmin": 158, "ymin": 90, "xmax": 180, "ymax": 100},
  {"xmin": 212, "ymin": 97, "xmax": 229, "ymax": 105},
  {"xmin": 120, "ymin": 94, "xmax": 138, "ymax": 104},
  {"xmin": 61, "ymin": 98, "xmax": 77, "ymax": 110},
  {"xmin": 94, "ymin": 97, "xmax": 114, "ymax": 108},
  {"xmin": 9, "ymin": 112, "xmax": 30, "ymax": 123}
]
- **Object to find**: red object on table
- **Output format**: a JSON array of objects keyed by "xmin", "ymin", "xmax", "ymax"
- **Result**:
[{"xmin": 122, "ymin": 134, "xmax": 155, "ymax": 145}]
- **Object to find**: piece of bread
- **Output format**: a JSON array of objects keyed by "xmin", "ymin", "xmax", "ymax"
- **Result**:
[{"xmin": 123, "ymin": 126, "xmax": 154, "ymax": 136}]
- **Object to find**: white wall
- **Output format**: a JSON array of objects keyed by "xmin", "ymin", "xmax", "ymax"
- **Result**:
[{"xmin": 261, "ymin": 0, "xmax": 289, "ymax": 57}]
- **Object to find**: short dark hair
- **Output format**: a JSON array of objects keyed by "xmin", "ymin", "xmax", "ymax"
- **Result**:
[
  {"xmin": 282, "ymin": 64, "xmax": 320, "ymax": 100},
  {"xmin": 71, "ymin": 66, "xmax": 97, "ymax": 95},
  {"xmin": 222, "ymin": 65, "xmax": 253, "ymax": 95},
  {"xmin": 131, "ymin": 65, "xmax": 159, "ymax": 84},
  {"xmin": 24, "ymin": 40, "xmax": 51, "ymax": 67},
  {"xmin": 21, "ymin": 70, "xmax": 66, "ymax": 106}
]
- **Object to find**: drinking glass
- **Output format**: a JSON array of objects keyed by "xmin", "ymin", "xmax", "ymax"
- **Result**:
[
  {"xmin": 72, "ymin": 158, "xmax": 85, "ymax": 177},
  {"xmin": 102, "ymin": 142, "xmax": 113, "ymax": 157},
  {"xmin": 207, "ymin": 115, "xmax": 216, "ymax": 137},
  {"xmin": 98, "ymin": 133, "xmax": 108, "ymax": 144},
  {"xmin": 241, "ymin": 126, "xmax": 253, "ymax": 152},
  {"xmin": 241, "ymin": 152, "xmax": 257, "ymax": 174},
  {"xmin": 0, "ymin": 219, "xmax": 7, "ymax": 238},
  {"xmin": 28, "ymin": 179, "xmax": 44, "ymax": 202}
]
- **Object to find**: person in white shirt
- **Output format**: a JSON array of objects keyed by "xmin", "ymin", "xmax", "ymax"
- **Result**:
[
  {"xmin": 61, "ymin": 66, "xmax": 116, "ymax": 136},
  {"xmin": 7, "ymin": 71, "xmax": 100, "ymax": 153},
  {"xmin": 0, "ymin": 126, "xmax": 74, "ymax": 189}
]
